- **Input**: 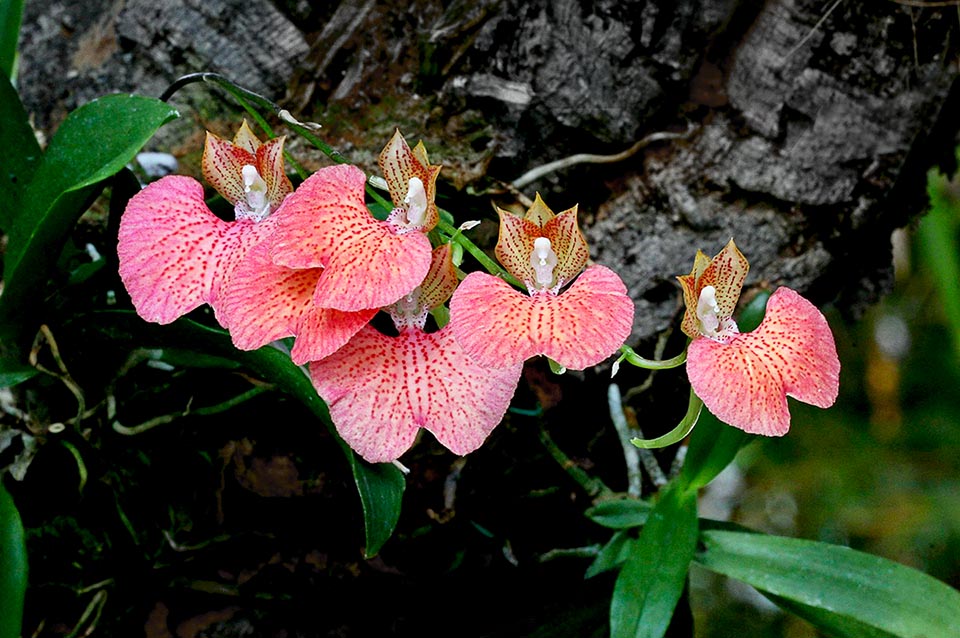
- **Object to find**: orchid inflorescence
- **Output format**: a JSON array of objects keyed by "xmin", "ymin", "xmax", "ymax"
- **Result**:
[{"xmin": 118, "ymin": 122, "xmax": 840, "ymax": 462}]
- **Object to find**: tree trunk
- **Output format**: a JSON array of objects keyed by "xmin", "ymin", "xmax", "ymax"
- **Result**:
[{"xmin": 17, "ymin": 0, "xmax": 960, "ymax": 346}]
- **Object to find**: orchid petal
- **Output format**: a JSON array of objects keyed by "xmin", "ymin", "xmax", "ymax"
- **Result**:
[
  {"xmin": 118, "ymin": 175, "xmax": 253, "ymax": 324},
  {"xmin": 378, "ymin": 130, "xmax": 441, "ymax": 231},
  {"xmin": 269, "ymin": 164, "xmax": 433, "ymax": 311},
  {"xmin": 449, "ymin": 265, "xmax": 635, "ymax": 370},
  {"xmin": 416, "ymin": 244, "xmax": 459, "ymax": 311},
  {"xmin": 231, "ymin": 120, "xmax": 262, "ymax": 154},
  {"xmin": 495, "ymin": 196, "xmax": 588, "ymax": 288},
  {"xmin": 686, "ymin": 287, "xmax": 840, "ymax": 436},
  {"xmin": 201, "ymin": 131, "xmax": 257, "ymax": 206},
  {"xmin": 310, "ymin": 326, "xmax": 521, "ymax": 462},
  {"xmin": 494, "ymin": 209, "xmax": 541, "ymax": 284},
  {"xmin": 543, "ymin": 207, "xmax": 589, "ymax": 285},
  {"xmin": 700, "ymin": 239, "xmax": 749, "ymax": 320},
  {"xmin": 255, "ymin": 136, "xmax": 293, "ymax": 209},
  {"xmin": 678, "ymin": 241, "xmax": 748, "ymax": 339},
  {"xmin": 220, "ymin": 239, "xmax": 374, "ymax": 363}
]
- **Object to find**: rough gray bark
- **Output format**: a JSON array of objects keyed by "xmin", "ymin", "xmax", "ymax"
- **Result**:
[{"xmin": 16, "ymin": 0, "xmax": 960, "ymax": 347}]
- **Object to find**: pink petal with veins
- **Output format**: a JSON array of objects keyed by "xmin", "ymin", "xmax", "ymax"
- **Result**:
[
  {"xmin": 310, "ymin": 325, "xmax": 522, "ymax": 462},
  {"xmin": 686, "ymin": 287, "xmax": 840, "ymax": 436},
  {"xmin": 118, "ymin": 175, "xmax": 264, "ymax": 324},
  {"xmin": 269, "ymin": 164, "xmax": 432, "ymax": 311},
  {"xmin": 449, "ymin": 265, "xmax": 635, "ymax": 370},
  {"xmin": 219, "ymin": 239, "xmax": 374, "ymax": 363}
]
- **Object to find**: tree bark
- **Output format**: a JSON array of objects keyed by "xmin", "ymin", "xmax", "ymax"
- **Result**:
[{"xmin": 17, "ymin": 0, "xmax": 960, "ymax": 345}]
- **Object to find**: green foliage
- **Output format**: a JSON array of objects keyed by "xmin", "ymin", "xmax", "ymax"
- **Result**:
[
  {"xmin": 695, "ymin": 530, "xmax": 960, "ymax": 638},
  {"xmin": 0, "ymin": 480, "xmax": 26, "ymax": 638},
  {"xmin": 0, "ymin": 75, "xmax": 40, "ymax": 230},
  {"xmin": 0, "ymin": 0, "xmax": 22, "ymax": 80},
  {"xmin": 609, "ymin": 483, "xmax": 699, "ymax": 638},
  {"xmin": 919, "ymin": 153, "xmax": 960, "ymax": 361},
  {"xmin": 586, "ymin": 498, "xmax": 651, "ymax": 529},
  {"xmin": 94, "ymin": 312, "xmax": 405, "ymax": 557},
  {"xmin": 0, "ymin": 91, "xmax": 178, "ymax": 363}
]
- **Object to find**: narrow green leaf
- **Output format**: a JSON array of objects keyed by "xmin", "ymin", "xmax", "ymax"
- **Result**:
[
  {"xmin": 919, "ymin": 155, "xmax": 960, "ymax": 361},
  {"xmin": 0, "ymin": 95, "xmax": 179, "ymax": 357},
  {"xmin": 695, "ymin": 530, "xmax": 960, "ymax": 638},
  {"xmin": 586, "ymin": 530, "xmax": 634, "ymax": 579},
  {"xmin": 0, "ymin": 479, "xmax": 27, "ymax": 638},
  {"xmin": 764, "ymin": 592, "xmax": 899, "ymax": 638},
  {"xmin": 610, "ymin": 482, "xmax": 698, "ymax": 638},
  {"xmin": 0, "ymin": 0, "xmax": 23, "ymax": 80},
  {"xmin": 0, "ymin": 74, "xmax": 41, "ymax": 230},
  {"xmin": 586, "ymin": 499, "xmax": 652, "ymax": 529},
  {"xmin": 90, "ymin": 312, "xmax": 405, "ymax": 555}
]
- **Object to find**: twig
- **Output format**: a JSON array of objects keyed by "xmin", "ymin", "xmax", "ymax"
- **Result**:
[
  {"xmin": 888, "ymin": 0, "xmax": 960, "ymax": 6},
  {"xmin": 29, "ymin": 325, "xmax": 86, "ymax": 427},
  {"xmin": 64, "ymin": 590, "xmax": 107, "ymax": 638},
  {"xmin": 112, "ymin": 386, "xmax": 270, "ymax": 435},
  {"xmin": 511, "ymin": 126, "xmax": 695, "ymax": 190},
  {"xmin": 785, "ymin": 0, "xmax": 845, "ymax": 60},
  {"xmin": 538, "ymin": 545, "xmax": 603, "ymax": 563},
  {"xmin": 536, "ymin": 417, "xmax": 614, "ymax": 500},
  {"xmin": 608, "ymin": 383, "xmax": 642, "ymax": 498}
]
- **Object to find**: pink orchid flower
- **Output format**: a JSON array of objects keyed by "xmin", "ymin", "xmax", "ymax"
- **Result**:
[
  {"xmin": 679, "ymin": 240, "xmax": 840, "ymax": 436},
  {"xmin": 310, "ymin": 245, "xmax": 522, "ymax": 463},
  {"xmin": 266, "ymin": 131, "xmax": 441, "ymax": 312},
  {"xmin": 118, "ymin": 121, "xmax": 292, "ymax": 324},
  {"xmin": 448, "ymin": 195, "xmax": 635, "ymax": 370}
]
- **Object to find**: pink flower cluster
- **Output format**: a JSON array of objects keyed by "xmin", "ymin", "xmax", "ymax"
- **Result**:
[{"xmin": 118, "ymin": 125, "xmax": 635, "ymax": 462}]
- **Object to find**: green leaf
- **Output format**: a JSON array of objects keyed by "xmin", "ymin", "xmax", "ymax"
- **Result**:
[
  {"xmin": 586, "ymin": 498, "xmax": 651, "ymax": 529},
  {"xmin": 920, "ymin": 154, "xmax": 960, "ymax": 361},
  {"xmin": 0, "ymin": 95, "xmax": 179, "ymax": 358},
  {"xmin": 695, "ymin": 530, "xmax": 960, "ymax": 638},
  {"xmin": 91, "ymin": 312, "xmax": 405, "ymax": 556},
  {"xmin": 586, "ymin": 530, "xmax": 634, "ymax": 579},
  {"xmin": 0, "ymin": 74, "xmax": 41, "ymax": 230},
  {"xmin": 0, "ymin": 479, "xmax": 27, "ymax": 638},
  {"xmin": 0, "ymin": 0, "xmax": 23, "ymax": 80},
  {"xmin": 610, "ymin": 482, "xmax": 698, "ymax": 638},
  {"xmin": 679, "ymin": 407, "xmax": 749, "ymax": 492}
]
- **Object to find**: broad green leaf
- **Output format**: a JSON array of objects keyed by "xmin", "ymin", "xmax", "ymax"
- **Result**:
[
  {"xmin": 695, "ymin": 530, "xmax": 960, "ymax": 638},
  {"xmin": 0, "ymin": 95, "xmax": 179, "ymax": 358},
  {"xmin": 0, "ymin": 0, "xmax": 23, "ymax": 80},
  {"xmin": 610, "ymin": 482, "xmax": 698, "ymax": 638},
  {"xmin": 678, "ymin": 290, "xmax": 770, "ymax": 490},
  {"xmin": 0, "ymin": 74, "xmax": 41, "ymax": 230},
  {"xmin": 586, "ymin": 498, "xmax": 651, "ymax": 529},
  {"xmin": 0, "ymin": 479, "xmax": 27, "ymax": 638},
  {"xmin": 764, "ymin": 592, "xmax": 899, "ymax": 638},
  {"xmin": 586, "ymin": 530, "xmax": 634, "ymax": 579},
  {"xmin": 91, "ymin": 311, "xmax": 405, "ymax": 556},
  {"xmin": 0, "ymin": 365, "xmax": 36, "ymax": 388}
]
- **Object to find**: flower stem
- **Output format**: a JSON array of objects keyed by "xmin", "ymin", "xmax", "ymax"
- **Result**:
[
  {"xmin": 614, "ymin": 344, "xmax": 687, "ymax": 373},
  {"xmin": 435, "ymin": 217, "xmax": 524, "ymax": 287}
]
